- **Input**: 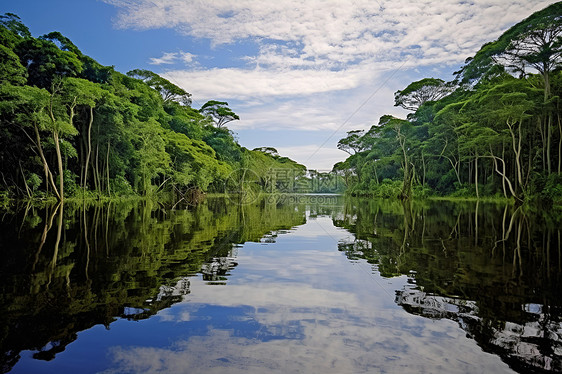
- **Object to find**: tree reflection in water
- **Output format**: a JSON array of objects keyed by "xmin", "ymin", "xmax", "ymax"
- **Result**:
[
  {"xmin": 1, "ymin": 197, "xmax": 561, "ymax": 374},
  {"xmin": 0, "ymin": 197, "xmax": 306, "ymax": 373},
  {"xmin": 334, "ymin": 199, "xmax": 562, "ymax": 373}
]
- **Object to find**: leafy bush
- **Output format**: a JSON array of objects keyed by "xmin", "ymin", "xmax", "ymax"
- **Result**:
[
  {"xmin": 413, "ymin": 185, "xmax": 433, "ymax": 198},
  {"xmin": 541, "ymin": 174, "xmax": 562, "ymax": 204},
  {"xmin": 63, "ymin": 170, "xmax": 78, "ymax": 197},
  {"xmin": 370, "ymin": 180, "xmax": 403, "ymax": 198},
  {"xmin": 111, "ymin": 175, "xmax": 135, "ymax": 196},
  {"xmin": 26, "ymin": 173, "xmax": 42, "ymax": 193}
]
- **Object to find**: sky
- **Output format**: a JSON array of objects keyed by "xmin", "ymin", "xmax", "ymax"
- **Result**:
[{"xmin": 1, "ymin": 0, "xmax": 558, "ymax": 170}]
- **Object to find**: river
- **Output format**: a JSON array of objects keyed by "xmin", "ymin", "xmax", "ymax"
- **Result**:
[{"xmin": 1, "ymin": 196, "xmax": 561, "ymax": 373}]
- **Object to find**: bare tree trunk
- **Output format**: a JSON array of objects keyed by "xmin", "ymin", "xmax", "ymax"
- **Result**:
[
  {"xmin": 446, "ymin": 156, "xmax": 461, "ymax": 185},
  {"xmin": 106, "ymin": 140, "xmax": 111, "ymax": 196},
  {"xmin": 439, "ymin": 140, "xmax": 461, "ymax": 185},
  {"xmin": 538, "ymin": 116, "xmax": 546, "ymax": 171},
  {"xmin": 546, "ymin": 113, "xmax": 552, "ymax": 175},
  {"xmin": 507, "ymin": 119, "xmax": 524, "ymax": 190},
  {"xmin": 475, "ymin": 155, "xmax": 479, "ymax": 199},
  {"xmin": 544, "ymin": 70, "xmax": 552, "ymax": 175},
  {"xmin": 47, "ymin": 88, "xmax": 67, "ymax": 201},
  {"xmin": 490, "ymin": 151, "xmax": 518, "ymax": 199},
  {"xmin": 33, "ymin": 123, "xmax": 60, "ymax": 199},
  {"xmin": 468, "ymin": 157, "xmax": 473, "ymax": 185},
  {"xmin": 421, "ymin": 151, "xmax": 426, "ymax": 187},
  {"xmin": 83, "ymin": 106, "xmax": 94, "ymax": 190},
  {"xmin": 94, "ymin": 142, "xmax": 100, "ymax": 192},
  {"xmin": 19, "ymin": 161, "xmax": 32, "ymax": 198},
  {"xmin": 53, "ymin": 130, "xmax": 64, "ymax": 200},
  {"xmin": 557, "ymin": 113, "xmax": 562, "ymax": 174},
  {"xmin": 397, "ymin": 127, "xmax": 412, "ymax": 199}
]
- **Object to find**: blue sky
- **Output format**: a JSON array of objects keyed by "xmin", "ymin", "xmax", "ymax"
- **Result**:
[{"xmin": 1, "ymin": 0, "xmax": 557, "ymax": 170}]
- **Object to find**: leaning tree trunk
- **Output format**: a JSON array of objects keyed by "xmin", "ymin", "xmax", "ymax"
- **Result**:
[
  {"xmin": 83, "ymin": 106, "xmax": 94, "ymax": 191},
  {"xmin": 52, "ymin": 129, "xmax": 64, "ymax": 201},
  {"xmin": 33, "ymin": 123, "xmax": 60, "ymax": 199}
]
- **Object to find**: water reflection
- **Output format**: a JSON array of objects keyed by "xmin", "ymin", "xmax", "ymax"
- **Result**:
[
  {"xmin": 0, "ymin": 197, "xmax": 306, "ymax": 373},
  {"xmin": 98, "ymin": 214, "xmax": 512, "ymax": 374},
  {"xmin": 335, "ymin": 199, "xmax": 562, "ymax": 373},
  {"xmin": 1, "ymin": 197, "xmax": 561, "ymax": 373}
]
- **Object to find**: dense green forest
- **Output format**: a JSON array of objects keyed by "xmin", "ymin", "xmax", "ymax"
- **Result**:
[
  {"xmin": 2, "ymin": 4, "xmax": 561, "ymax": 204},
  {"xmin": 0, "ymin": 13, "xmax": 311, "ymax": 202},
  {"xmin": 335, "ymin": 2, "xmax": 562, "ymax": 204}
]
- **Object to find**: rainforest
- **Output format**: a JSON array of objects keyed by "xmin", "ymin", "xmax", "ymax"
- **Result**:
[
  {"xmin": 1, "ymin": 5, "xmax": 562, "ymax": 204},
  {"xmin": 1, "ymin": 2, "xmax": 562, "ymax": 374},
  {"xmin": 0, "ymin": 13, "xmax": 314, "ymax": 204},
  {"xmin": 335, "ymin": 3, "xmax": 562, "ymax": 204}
]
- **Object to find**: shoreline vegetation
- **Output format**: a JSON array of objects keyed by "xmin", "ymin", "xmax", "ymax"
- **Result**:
[
  {"xmin": 1, "ymin": 3, "xmax": 561, "ymax": 208},
  {"xmin": 334, "ymin": 2, "xmax": 562, "ymax": 206},
  {"xmin": 0, "ymin": 13, "xmax": 316, "ymax": 205}
]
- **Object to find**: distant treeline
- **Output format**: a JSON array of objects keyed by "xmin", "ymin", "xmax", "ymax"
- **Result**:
[
  {"xmin": 335, "ymin": 2, "xmax": 562, "ymax": 204},
  {"xmin": 0, "ymin": 13, "xmax": 312, "ymax": 202}
]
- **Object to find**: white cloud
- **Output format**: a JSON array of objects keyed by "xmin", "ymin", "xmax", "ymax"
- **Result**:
[
  {"xmin": 109, "ymin": 0, "xmax": 558, "ymax": 101},
  {"xmin": 101, "ymin": 281, "xmax": 512, "ymax": 374},
  {"xmin": 162, "ymin": 66, "xmax": 368, "ymax": 100},
  {"xmin": 104, "ymin": 0, "xmax": 558, "ymax": 169},
  {"xmin": 180, "ymin": 51, "xmax": 195, "ymax": 63},
  {"xmin": 273, "ymin": 145, "xmax": 350, "ymax": 171},
  {"xmin": 149, "ymin": 52, "xmax": 179, "ymax": 65},
  {"xmin": 149, "ymin": 51, "xmax": 197, "ymax": 65},
  {"xmin": 106, "ymin": 0, "xmax": 556, "ymax": 70},
  {"xmin": 226, "ymin": 79, "xmax": 408, "ymax": 169}
]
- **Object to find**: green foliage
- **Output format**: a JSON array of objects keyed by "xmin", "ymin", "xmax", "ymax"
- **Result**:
[
  {"xmin": 394, "ymin": 78, "xmax": 455, "ymax": 111},
  {"xmin": 542, "ymin": 173, "xmax": 562, "ymax": 203},
  {"xmin": 455, "ymin": 2, "xmax": 562, "ymax": 84},
  {"xmin": 62, "ymin": 169, "xmax": 78, "ymax": 196},
  {"xmin": 337, "ymin": 130, "xmax": 365, "ymax": 155},
  {"xmin": 337, "ymin": 4, "xmax": 562, "ymax": 203},
  {"xmin": 0, "ymin": 13, "xmax": 30, "ymax": 38},
  {"xmin": 0, "ymin": 13, "xmax": 305, "ymax": 201},
  {"xmin": 0, "ymin": 44, "xmax": 27, "ymax": 85},
  {"xmin": 26, "ymin": 173, "xmax": 42, "ymax": 192},
  {"xmin": 110, "ymin": 175, "xmax": 134, "ymax": 196},
  {"xmin": 364, "ymin": 179, "xmax": 403, "ymax": 198},
  {"xmin": 199, "ymin": 100, "xmax": 240, "ymax": 128},
  {"xmin": 127, "ymin": 69, "xmax": 192, "ymax": 106},
  {"xmin": 16, "ymin": 36, "xmax": 83, "ymax": 88}
]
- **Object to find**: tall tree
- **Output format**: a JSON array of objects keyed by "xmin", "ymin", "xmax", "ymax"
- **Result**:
[
  {"xmin": 456, "ymin": 2, "xmax": 562, "ymax": 86},
  {"xmin": 0, "ymin": 84, "xmax": 65, "ymax": 199},
  {"xmin": 127, "ymin": 69, "xmax": 192, "ymax": 106},
  {"xmin": 394, "ymin": 78, "xmax": 455, "ymax": 111},
  {"xmin": 16, "ymin": 34, "xmax": 83, "ymax": 88},
  {"xmin": 199, "ymin": 100, "xmax": 240, "ymax": 128},
  {"xmin": 0, "ymin": 13, "xmax": 31, "ymax": 39},
  {"xmin": 60, "ymin": 77, "xmax": 105, "ymax": 190},
  {"xmin": 337, "ymin": 130, "xmax": 365, "ymax": 155}
]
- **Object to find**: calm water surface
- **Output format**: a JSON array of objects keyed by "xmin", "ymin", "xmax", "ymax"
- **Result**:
[{"xmin": 1, "ymin": 196, "xmax": 561, "ymax": 373}]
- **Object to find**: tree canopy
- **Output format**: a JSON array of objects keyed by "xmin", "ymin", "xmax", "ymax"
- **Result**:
[
  {"xmin": 337, "ymin": 2, "xmax": 562, "ymax": 202},
  {"xmin": 394, "ymin": 78, "xmax": 455, "ymax": 111},
  {"xmin": 199, "ymin": 100, "xmax": 240, "ymax": 128},
  {"xmin": 0, "ymin": 14, "xmax": 306, "ymax": 202}
]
